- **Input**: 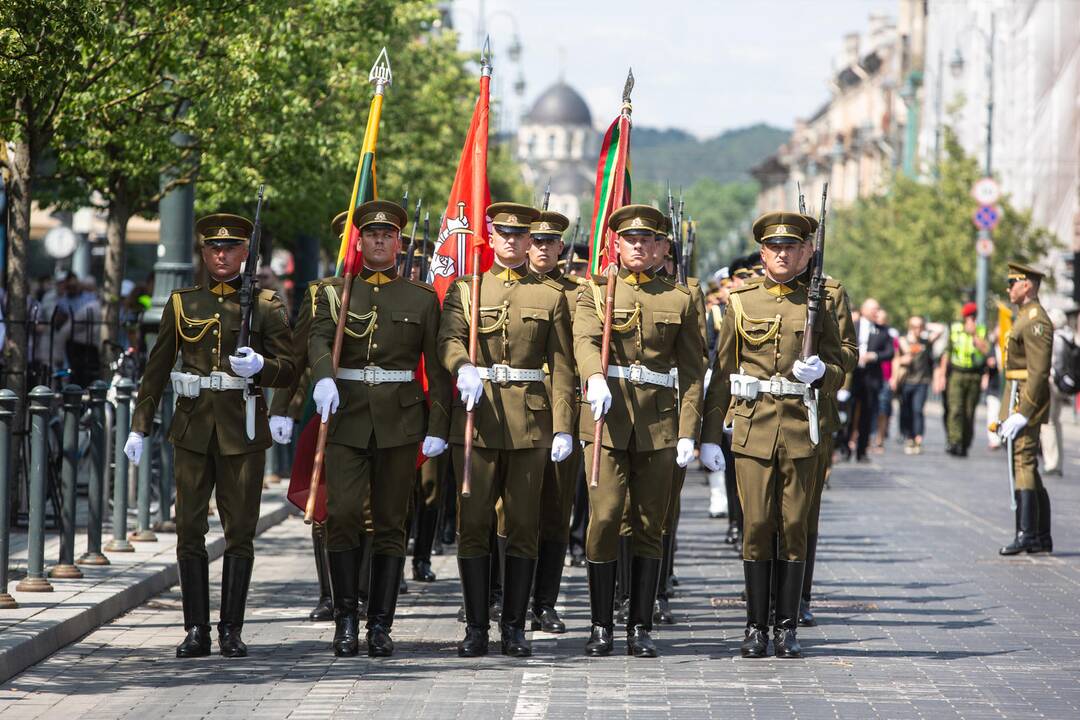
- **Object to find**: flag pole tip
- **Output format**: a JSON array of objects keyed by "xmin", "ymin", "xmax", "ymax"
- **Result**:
[{"xmin": 369, "ymin": 47, "xmax": 393, "ymax": 87}]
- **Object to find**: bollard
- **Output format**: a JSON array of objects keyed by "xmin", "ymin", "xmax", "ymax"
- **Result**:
[
  {"xmin": 105, "ymin": 379, "xmax": 135, "ymax": 553},
  {"xmin": 131, "ymin": 389, "xmax": 157, "ymax": 542},
  {"xmin": 78, "ymin": 381, "xmax": 110, "ymax": 565},
  {"xmin": 155, "ymin": 383, "xmax": 176, "ymax": 532},
  {"xmin": 50, "ymin": 384, "xmax": 84, "ymax": 578},
  {"xmin": 0, "ymin": 390, "xmax": 19, "ymax": 607},
  {"xmin": 16, "ymin": 386, "xmax": 56, "ymax": 592}
]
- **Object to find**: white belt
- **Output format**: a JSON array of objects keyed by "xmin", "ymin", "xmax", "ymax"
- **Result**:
[
  {"xmin": 337, "ymin": 366, "xmax": 415, "ymax": 384},
  {"xmin": 170, "ymin": 371, "xmax": 247, "ymax": 398},
  {"xmin": 729, "ymin": 373, "xmax": 808, "ymax": 400},
  {"xmin": 607, "ymin": 364, "xmax": 676, "ymax": 388},
  {"xmin": 476, "ymin": 364, "xmax": 546, "ymax": 385}
]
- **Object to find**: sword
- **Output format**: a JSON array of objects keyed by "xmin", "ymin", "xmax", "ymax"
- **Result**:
[{"xmin": 805, "ymin": 388, "xmax": 820, "ymax": 445}]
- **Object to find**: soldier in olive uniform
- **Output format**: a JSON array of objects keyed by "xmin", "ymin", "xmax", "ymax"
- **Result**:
[
  {"xmin": 997, "ymin": 261, "xmax": 1054, "ymax": 555},
  {"xmin": 438, "ymin": 202, "xmax": 576, "ymax": 658},
  {"xmin": 522, "ymin": 209, "xmax": 582, "ymax": 634},
  {"xmin": 699, "ymin": 211, "xmax": 846, "ymax": 659},
  {"xmin": 794, "ymin": 215, "xmax": 858, "ymax": 626},
  {"xmin": 309, "ymin": 200, "xmax": 452, "ymax": 657},
  {"xmin": 125, "ymin": 214, "xmax": 295, "ymax": 658},
  {"xmin": 575, "ymin": 204, "xmax": 704, "ymax": 658}
]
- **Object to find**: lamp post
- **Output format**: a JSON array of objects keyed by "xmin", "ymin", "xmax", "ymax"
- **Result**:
[{"xmin": 950, "ymin": 12, "xmax": 995, "ymax": 327}]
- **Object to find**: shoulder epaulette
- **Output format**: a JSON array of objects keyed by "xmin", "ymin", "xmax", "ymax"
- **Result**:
[
  {"xmin": 173, "ymin": 286, "xmax": 198, "ymax": 295},
  {"xmin": 258, "ymin": 288, "xmax": 277, "ymax": 302},
  {"xmin": 729, "ymin": 284, "xmax": 755, "ymax": 295},
  {"xmin": 824, "ymin": 277, "xmax": 843, "ymax": 289},
  {"xmin": 658, "ymin": 275, "xmax": 690, "ymax": 295},
  {"xmin": 538, "ymin": 275, "xmax": 563, "ymax": 292},
  {"xmin": 406, "ymin": 278, "xmax": 436, "ymax": 293}
]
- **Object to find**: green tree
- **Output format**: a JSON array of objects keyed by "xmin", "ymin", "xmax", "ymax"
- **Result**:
[{"xmin": 827, "ymin": 130, "xmax": 1058, "ymax": 323}]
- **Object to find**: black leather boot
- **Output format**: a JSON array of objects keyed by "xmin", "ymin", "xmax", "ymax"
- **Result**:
[
  {"xmin": 740, "ymin": 560, "xmax": 770, "ymax": 658},
  {"xmin": 328, "ymin": 545, "xmax": 362, "ymax": 656},
  {"xmin": 773, "ymin": 560, "xmax": 805, "ymax": 658},
  {"xmin": 500, "ymin": 555, "xmax": 536, "ymax": 657},
  {"xmin": 412, "ymin": 503, "xmax": 439, "ymax": 582},
  {"xmin": 357, "ymin": 538, "xmax": 372, "ymax": 620},
  {"xmin": 1000, "ymin": 489, "xmax": 1040, "ymax": 555},
  {"xmin": 458, "ymin": 555, "xmax": 490, "ymax": 657},
  {"xmin": 653, "ymin": 534, "xmax": 676, "ymax": 625},
  {"xmin": 176, "ymin": 556, "xmax": 211, "ymax": 658},
  {"xmin": 489, "ymin": 535, "xmax": 505, "ymax": 622},
  {"xmin": 366, "ymin": 554, "xmax": 405, "ymax": 657},
  {"xmin": 309, "ymin": 524, "xmax": 333, "ymax": 622},
  {"xmin": 218, "ymin": 555, "xmax": 253, "ymax": 658},
  {"xmin": 1034, "ymin": 487, "xmax": 1052, "ymax": 553},
  {"xmin": 615, "ymin": 535, "xmax": 632, "ymax": 624},
  {"xmin": 585, "ymin": 560, "xmax": 616, "ymax": 656},
  {"xmin": 626, "ymin": 555, "xmax": 661, "ymax": 658},
  {"xmin": 530, "ymin": 541, "xmax": 568, "ymax": 633},
  {"xmin": 799, "ymin": 534, "xmax": 818, "ymax": 627}
]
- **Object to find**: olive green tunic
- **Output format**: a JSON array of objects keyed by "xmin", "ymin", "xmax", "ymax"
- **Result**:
[{"xmin": 1000, "ymin": 299, "xmax": 1053, "ymax": 491}]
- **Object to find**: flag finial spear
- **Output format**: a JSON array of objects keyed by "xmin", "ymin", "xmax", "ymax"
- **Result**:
[
  {"xmin": 481, "ymin": 36, "xmax": 493, "ymax": 77},
  {"xmin": 622, "ymin": 68, "xmax": 634, "ymax": 104},
  {"xmin": 369, "ymin": 47, "xmax": 393, "ymax": 92}
]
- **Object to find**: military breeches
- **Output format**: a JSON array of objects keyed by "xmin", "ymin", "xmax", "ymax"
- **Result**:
[
  {"xmin": 734, "ymin": 443, "xmax": 816, "ymax": 561},
  {"xmin": 584, "ymin": 442, "xmax": 675, "ymax": 562},
  {"xmin": 663, "ymin": 466, "xmax": 688, "ymax": 533},
  {"xmin": 416, "ymin": 453, "xmax": 443, "ymax": 509},
  {"xmin": 539, "ymin": 442, "xmax": 582, "ymax": 544},
  {"xmin": 946, "ymin": 371, "xmax": 982, "ymax": 448},
  {"xmin": 325, "ymin": 441, "xmax": 416, "ymax": 555},
  {"xmin": 453, "ymin": 445, "xmax": 547, "ymax": 559},
  {"xmin": 173, "ymin": 435, "xmax": 264, "ymax": 561},
  {"xmin": 806, "ymin": 435, "xmax": 835, "ymax": 534},
  {"xmin": 1011, "ymin": 424, "xmax": 1044, "ymax": 492}
]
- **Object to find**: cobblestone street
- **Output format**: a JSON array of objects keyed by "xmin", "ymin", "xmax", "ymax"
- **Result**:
[{"xmin": 2, "ymin": 410, "xmax": 1079, "ymax": 719}]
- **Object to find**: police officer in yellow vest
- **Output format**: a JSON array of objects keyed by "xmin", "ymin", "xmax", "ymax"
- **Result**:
[
  {"xmin": 997, "ymin": 261, "xmax": 1054, "ymax": 555},
  {"xmin": 937, "ymin": 301, "xmax": 989, "ymax": 456},
  {"xmin": 125, "ymin": 214, "xmax": 296, "ymax": 658}
]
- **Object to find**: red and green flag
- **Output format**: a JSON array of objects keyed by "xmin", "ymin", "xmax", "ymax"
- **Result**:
[{"xmin": 587, "ymin": 114, "xmax": 632, "ymax": 277}]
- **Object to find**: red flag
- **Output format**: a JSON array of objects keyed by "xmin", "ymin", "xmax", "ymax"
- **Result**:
[
  {"xmin": 587, "ymin": 115, "xmax": 632, "ymax": 278},
  {"xmin": 428, "ymin": 74, "xmax": 493, "ymax": 302}
]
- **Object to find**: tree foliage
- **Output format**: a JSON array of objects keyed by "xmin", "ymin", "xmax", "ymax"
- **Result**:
[{"xmin": 827, "ymin": 130, "xmax": 1059, "ymax": 323}]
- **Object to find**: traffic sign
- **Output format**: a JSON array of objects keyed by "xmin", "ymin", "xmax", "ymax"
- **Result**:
[
  {"xmin": 976, "ymin": 237, "xmax": 994, "ymax": 257},
  {"xmin": 973, "ymin": 204, "xmax": 1001, "ymax": 231},
  {"xmin": 972, "ymin": 177, "xmax": 1001, "ymax": 205}
]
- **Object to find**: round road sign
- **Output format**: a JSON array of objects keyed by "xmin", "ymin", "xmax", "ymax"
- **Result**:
[
  {"xmin": 976, "ymin": 237, "xmax": 994, "ymax": 257},
  {"xmin": 972, "ymin": 177, "xmax": 1001, "ymax": 206},
  {"xmin": 973, "ymin": 204, "xmax": 1001, "ymax": 231}
]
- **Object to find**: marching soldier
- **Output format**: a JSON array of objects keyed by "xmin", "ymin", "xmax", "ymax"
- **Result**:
[
  {"xmin": 576, "ymin": 204, "xmax": 704, "ymax": 658},
  {"xmin": 699, "ymin": 211, "xmax": 846, "ymax": 659},
  {"xmin": 438, "ymin": 202, "xmax": 576, "ymax": 658},
  {"xmin": 309, "ymin": 200, "xmax": 452, "ymax": 658},
  {"xmin": 997, "ymin": 262, "xmax": 1054, "ymax": 555},
  {"xmin": 524, "ymin": 209, "xmax": 583, "ymax": 633},
  {"xmin": 795, "ymin": 215, "xmax": 858, "ymax": 626},
  {"xmin": 125, "ymin": 213, "xmax": 295, "ymax": 658}
]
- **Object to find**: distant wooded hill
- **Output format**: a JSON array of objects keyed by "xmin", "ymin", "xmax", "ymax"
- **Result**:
[{"xmin": 631, "ymin": 123, "xmax": 789, "ymax": 186}]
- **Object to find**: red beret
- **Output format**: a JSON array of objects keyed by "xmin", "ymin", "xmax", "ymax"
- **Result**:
[{"xmin": 961, "ymin": 302, "xmax": 978, "ymax": 318}]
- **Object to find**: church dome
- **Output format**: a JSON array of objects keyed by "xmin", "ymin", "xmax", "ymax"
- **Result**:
[{"xmin": 526, "ymin": 82, "xmax": 592, "ymax": 126}]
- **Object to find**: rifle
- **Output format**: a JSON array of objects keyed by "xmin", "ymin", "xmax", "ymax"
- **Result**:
[
  {"xmin": 236, "ymin": 184, "xmax": 265, "ymax": 442},
  {"xmin": 562, "ymin": 219, "xmax": 580, "ymax": 264},
  {"xmin": 683, "ymin": 214, "xmax": 695, "ymax": 280},
  {"xmin": 420, "ymin": 211, "xmax": 430, "ymax": 281},
  {"xmin": 800, "ymin": 183, "xmax": 828, "ymax": 446},
  {"xmin": 403, "ymin": 196, "xmax": 422, "ymax": 279},
  {"xmin": 797, "ymin": 181, "xmax": 806, "ymax": 215},
  {"xmin": 676, "ymin": 191, "xmax": 686, "ymax": 277},
  {"xmin": 667, "ymin": 188, "xmax": 684, "ymax": 284},
  {"xmin": 541, "ymin": 179, "xmax": 551, "ymax": 211},
  {"xmin": 589, "ymin": 68, "xmax": 634, "ymax": 488}
]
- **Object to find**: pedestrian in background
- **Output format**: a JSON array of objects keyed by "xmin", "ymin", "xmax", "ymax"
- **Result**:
[
  {"xmin": 852, "ymin": 298, "xmax": 894, "ymax": 462},
  {"xmin": 1041, "ymin": 306, "xmax": 1076, "ymax": 476},
  {"xmin": 894, "ymin": 315, "xmax": 939, "ymax": 454},
  {"xmin": 873, "ymin": 308, "xmax": 898, "ymax": 452},
  {"xmin": 936, "ymin": 301, "xmax": 989, "ymax": 457}
]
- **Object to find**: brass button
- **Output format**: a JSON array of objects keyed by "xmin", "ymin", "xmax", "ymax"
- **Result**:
[
  {"xmin": 776, "ymin": 297, "xmax": 782, "ymax": 303},
  {"xmin": 212, "ymin": 330, "xmax": 219, "ymax": 336},
  {"xmin": 503, "ymin": 300, "xmax": 509, "ymax": 306},
  {"xmin": 373, "ymin": 286, "xmax": 380, "ymax": 293},
  {"xmin": 372, "ymin": 343, "xmax": 378, "ymax": 349},
  {"xmin": 504, "ymin": 282, "xmax": 511, "ymax": 288},
  {"xmin": 372, "ymin": 305, "xmax": 378, "ymax": 311},
  {"xmin": 373, "ymin": 324, "xmax": 379, "ymax": 330},
  {"xmin": 214, "ymin": 313, "xmax": 220, "ymax": 319},
  {"xmin": 218, "ymin": 297, "xmax": 224, "ymax": 303}
]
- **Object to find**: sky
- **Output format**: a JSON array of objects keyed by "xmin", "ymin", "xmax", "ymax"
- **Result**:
[{"xmin": 451, "ymin": 0, "xmax": 898, "ymax": 138}]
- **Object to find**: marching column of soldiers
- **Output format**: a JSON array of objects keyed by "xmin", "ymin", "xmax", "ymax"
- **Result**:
[{"xmin": 124, "ymin": 194, "xmax": 1052, "ymax": 661}]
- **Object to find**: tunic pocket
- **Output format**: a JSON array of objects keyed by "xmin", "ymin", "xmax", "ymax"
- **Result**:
[
  {"xmin": 731, "ymin": 402, "xmax": 753, "ymax": 448},
  {"xmin": 520, "ymin": 307, "xmax": 551, "ymax": 342},
  {"xmin": 653, "ymin": 311, "xmax": 681, "ymax": 345},
  {"xmin": 392, "ymin": 311, "xmax": 422, "ymax": 345}
]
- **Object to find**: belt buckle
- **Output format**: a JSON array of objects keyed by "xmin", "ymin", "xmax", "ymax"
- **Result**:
[
  {"xmin": 628, "ymin": 364, "xmax": 645, "ymax": 385},
  {"xmin": 491, "ymin": 363, "xmax": 511, "ymax": 385},
  {"xmin": 362, "ymin": 366, "xmax": 379, "ymax": 385},
  {"xmin": 209, "ymin": 373, "xmax": 223, "ymax": 391},
  {"xmin": 768, "ymin": 375, "xmax": 783, "ymax": 395}
]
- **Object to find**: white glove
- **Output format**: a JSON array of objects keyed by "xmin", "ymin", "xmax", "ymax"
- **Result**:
[
  {"xmin": 313, "ymin": 377, "xmax": 340, "ymax": 422},
  {"xmin": 792, "ymin": 355, "xmax": 826, "ymax": 384},
  {"xmin": 124, "ymin": 432, "xmax": 144, "ymax": 466},
  {"xmin": 457, "ymin": 364, "xmax": 483, "ymax": 411},
  {"xmin": 269, "ymin": 415, "xmax": 293, "ymax": 444},
  {"xmin": 422, "ymin": 435, "xmax": 447, "ymax": 458},
  {"xmin": 550, "ymin": 432, "xmax": 573, "ymax": 462},
  {"xmin": 700, "ymin": 442, "xmax": 725, "ymax": 472},
  {"xmin": 703, "ymin": 368, "xmax": 713, "ymax": 391},
  {"xmin": 675, "ymin": 437, "xmax": 696, "ymax": 468},
  {"xmin": 836, "ymin": 388, "xmax": 851, "ymax": 403},
  {"xmin": 586, "ymin": 374, "xmax": 612, "ymax": 421},
  {"xmin": 229, "ymin": 346, "xmax": 264, "ymax": 378},
  {"xmin": 998, "ymin": 412, "xmax": 1029, "ymax": 441}
]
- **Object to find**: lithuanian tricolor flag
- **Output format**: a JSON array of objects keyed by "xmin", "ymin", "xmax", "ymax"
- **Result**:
[{"xmin": 587, "ymin": 115, "xmax": 632, "ymax": 277}]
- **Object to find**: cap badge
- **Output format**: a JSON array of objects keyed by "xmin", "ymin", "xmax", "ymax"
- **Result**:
[
  {"xmin": 632, "ymin": 217, "xmax": 644, "ymax": 227},
  {"xmin": 775, "ymin": 224, "xmax": 788, "ymax": 235},
  {"xmin": 217, "ymin": 227, "xmax": 229, "ymax": 237},
  {"xmin": 540, "ymin": 222, "xmax": 551, "ymax": 230},
  {"xmin": 375, "ymin": 211, "xmax": 387, "ymax": 222},
  {"xmin": 507, "ymin": 214, "xmax": 518, "ymax": 224}
]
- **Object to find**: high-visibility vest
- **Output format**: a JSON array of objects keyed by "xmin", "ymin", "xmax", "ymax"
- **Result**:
[{"xmin": 949, "ymin": 321, "xmax": 987, "ymax": 369}]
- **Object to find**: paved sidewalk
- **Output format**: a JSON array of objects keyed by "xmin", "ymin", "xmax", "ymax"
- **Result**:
[{"xmin": 0, "ymin": 411, "xmax": 1078, "ymax": 719}]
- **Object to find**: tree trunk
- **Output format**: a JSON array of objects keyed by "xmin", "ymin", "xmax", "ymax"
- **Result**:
[{"xmin": 102, "ymin": 201, "xmax": 131, "ymax": 357}]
